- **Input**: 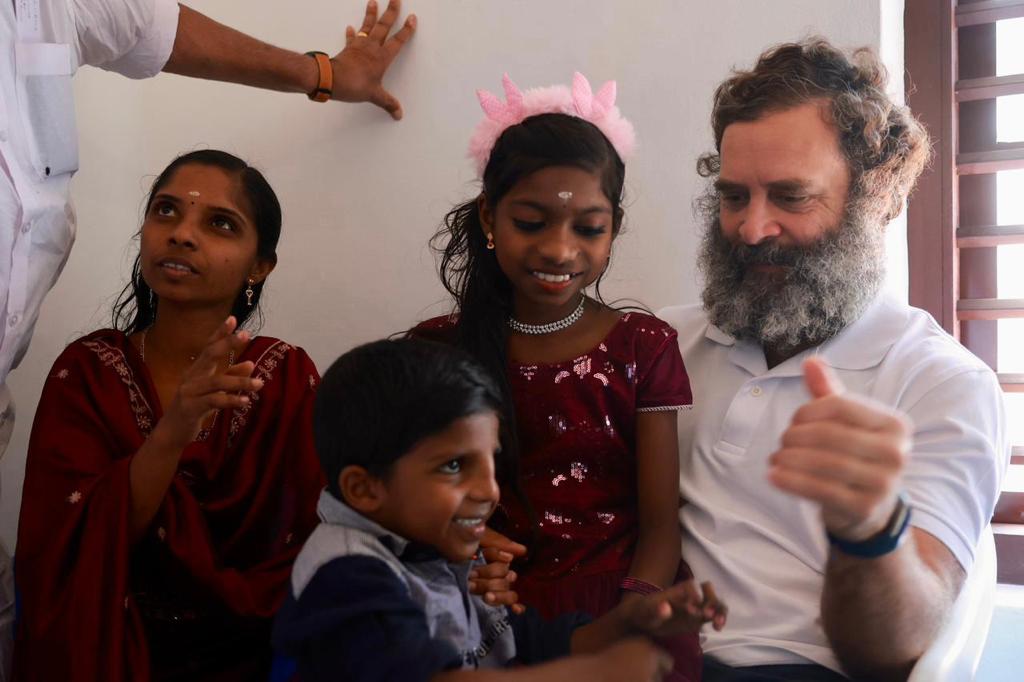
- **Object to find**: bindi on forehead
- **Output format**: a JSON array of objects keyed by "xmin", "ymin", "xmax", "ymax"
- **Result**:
[
  {"xmin": 167, "ymin": 165, "xmax": 235, "ymax": 198},
  {"xmin": 508, "ymin": 198, "xmax": 611, "ymax": 217}
]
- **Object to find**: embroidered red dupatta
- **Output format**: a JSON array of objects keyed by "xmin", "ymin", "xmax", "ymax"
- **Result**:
[{"xmin": 14, "ymin": 330, "xmax": 324, "ymax": 681}]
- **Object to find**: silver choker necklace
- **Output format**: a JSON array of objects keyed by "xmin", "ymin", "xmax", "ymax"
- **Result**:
[{"xmin": 508, "ymin": 297, "xmax": 586, "ymax": 335}]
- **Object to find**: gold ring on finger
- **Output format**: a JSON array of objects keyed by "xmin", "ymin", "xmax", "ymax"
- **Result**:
[{"xmin": 357, "ymin": 31, "xmax": 369, "ymax": 37}]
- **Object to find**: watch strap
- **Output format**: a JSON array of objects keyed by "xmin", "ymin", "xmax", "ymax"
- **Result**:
[
  {"xmin": 305, "ymin": 51, "xmax": 333, "ymax": 103},
  {"xmin": 827, "ymin": 493, "xmax": 912, "ymax": 558}
]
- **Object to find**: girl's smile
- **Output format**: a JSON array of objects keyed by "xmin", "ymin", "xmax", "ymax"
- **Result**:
[
  {"xmin": 481, "ymin": 165, "xmax": 614, "ymax": 324},
  {"xmin": 529, "ymin": 269, "xmax": 583, "ymax": 292}
]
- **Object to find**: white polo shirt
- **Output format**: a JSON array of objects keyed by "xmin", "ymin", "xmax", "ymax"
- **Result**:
[
  {"xmin": 0, "ymin": 0, "xmax": 178, "ymax": 390},
  {"xmin": 659, "ymin": 295, "xmax": 1007, "ymax": 672}
]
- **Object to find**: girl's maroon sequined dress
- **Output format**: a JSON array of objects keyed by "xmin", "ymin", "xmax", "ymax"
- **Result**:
[{"xmin": 413, "ymin": 311, "xmax": 699, "ymax": 680}]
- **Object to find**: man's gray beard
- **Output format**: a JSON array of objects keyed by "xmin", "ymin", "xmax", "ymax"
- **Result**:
[{"xmin": 697, "ymin": 201, "xmax": 886, "ymax": 354}]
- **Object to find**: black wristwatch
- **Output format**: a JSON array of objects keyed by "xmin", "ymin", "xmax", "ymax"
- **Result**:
[{"xmin": 827, "ymin": 492, "xmax": 912, "ymax": 558}]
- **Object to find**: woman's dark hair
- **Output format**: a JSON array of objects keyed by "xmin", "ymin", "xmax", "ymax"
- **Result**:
[
  {"xmin": 431, "ymin": 113, "xmax": 626, "ymax": 461},
  {"xmin": 112, "ymin": 149, "xmax": 282, "ymax": 333},
  {"xmin": 314, "ymin": 338, "xmax": 507, "ymax": 500}
]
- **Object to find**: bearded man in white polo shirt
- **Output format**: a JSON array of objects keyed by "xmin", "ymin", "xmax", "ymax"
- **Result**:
[{"xmin": 659, "ymin": 39, "xmax": 1008, "ymax": 681}]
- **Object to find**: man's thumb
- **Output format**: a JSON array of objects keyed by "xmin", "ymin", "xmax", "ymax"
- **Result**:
[{"xmin": 803, "ymin": 356, "xmax": 843, "ymax": 399}]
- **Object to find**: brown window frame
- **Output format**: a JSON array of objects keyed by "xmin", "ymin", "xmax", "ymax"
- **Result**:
[{"xmin": 906, "ymin": 0, "xmax": 1024, "ymax": 584}]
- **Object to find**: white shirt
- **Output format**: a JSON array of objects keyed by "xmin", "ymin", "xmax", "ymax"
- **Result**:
[
  {"xmin": 659, "ymin": 295, "xmax": 1008, "ymax": 672},
  {"xmin": 0, "ymin": 0, "xmax": 178, "ymax": 388}
]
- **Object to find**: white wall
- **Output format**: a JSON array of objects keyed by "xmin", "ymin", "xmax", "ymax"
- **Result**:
[{"xmin": 0, "ymin": 0, "xmax": 903, "ymax": 550}]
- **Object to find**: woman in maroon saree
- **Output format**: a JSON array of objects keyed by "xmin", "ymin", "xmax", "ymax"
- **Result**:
[{"xmin": 14, "ymin": 150, "xmax": 324, "ymax": 681}]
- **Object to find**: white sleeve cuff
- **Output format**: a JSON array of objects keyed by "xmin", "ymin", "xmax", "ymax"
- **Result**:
[{"xmin": 911, "ymin": 507, "xmax": 976, "ymax": 573}]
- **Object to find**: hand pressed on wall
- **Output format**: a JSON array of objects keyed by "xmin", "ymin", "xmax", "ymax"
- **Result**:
[{"xmin": 334, "ymin": 0, "xmax": 417, "ymax": 119}]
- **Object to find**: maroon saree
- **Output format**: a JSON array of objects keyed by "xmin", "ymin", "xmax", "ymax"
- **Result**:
[{"xmin": 14, "ymin": 330, "xmax": 324, "ymax": 681}]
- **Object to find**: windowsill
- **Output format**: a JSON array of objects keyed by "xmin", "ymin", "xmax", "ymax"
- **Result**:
[{"xmin": 994, "ymin": 582, "xmax": 1024, "ymax": 608}]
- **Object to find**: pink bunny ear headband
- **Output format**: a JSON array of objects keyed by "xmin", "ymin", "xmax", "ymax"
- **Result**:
[{"xmin": 468, "ymin": 72, "xmax": 636, "ymax": 177}]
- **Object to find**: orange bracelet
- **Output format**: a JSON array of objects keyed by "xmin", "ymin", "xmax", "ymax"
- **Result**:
[{"xmin": 305, "ymin": 51, "xmax": 333, "ymax": 103}]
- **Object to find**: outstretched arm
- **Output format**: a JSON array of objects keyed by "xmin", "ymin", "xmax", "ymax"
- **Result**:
[
  {"xmin": 623, "ymin": 410, "xmax": 684, "ymax": 599},
  {"xmin": 163, "ymin": 0, "xmax": 416, "ymax": 119},
  {"xmin": 434, "ymin": 639, "xmax": 671, "ymax": 682}
]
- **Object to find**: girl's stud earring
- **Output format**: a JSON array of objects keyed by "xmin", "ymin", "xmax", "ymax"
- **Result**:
[{"xmin": 486, "ymin": 233, "xmax": 495, "ymax": 250}]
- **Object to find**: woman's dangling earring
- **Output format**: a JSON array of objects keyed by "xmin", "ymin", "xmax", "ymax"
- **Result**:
[
  {"xmin": 486, "ymin": 233, "xmax": 495, "ymax": 250},
  {"xmin": 245, "ymin": 278, "xmax": 255, "ymax": 307}
]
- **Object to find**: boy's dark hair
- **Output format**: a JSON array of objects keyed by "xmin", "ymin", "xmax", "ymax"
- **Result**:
[{"xmin": 314, "ymin": 338, "xmax": 507, "ymax": 499}]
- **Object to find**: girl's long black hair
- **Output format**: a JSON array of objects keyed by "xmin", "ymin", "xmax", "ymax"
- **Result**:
[
  {"xmin": 112, "ymin": 149, "xmax": 282, "ymax": 334},
  {"xmin": 431, "ymin": 113, "xmax": 626, "ymax": 494}
]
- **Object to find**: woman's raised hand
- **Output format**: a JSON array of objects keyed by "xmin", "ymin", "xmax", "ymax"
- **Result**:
[{"xmin": 161, "ymin": 317, "xmax": 264, "ymax": 448}]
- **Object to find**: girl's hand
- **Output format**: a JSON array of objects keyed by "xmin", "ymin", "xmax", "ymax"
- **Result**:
[
  {"xmin": 469, "ymin": 527, "xmax": 528, "ymax": 614},
  {"xmin": 619, "ymin": 580, "xmax": 728, "ymax": 637},
  {"xmin": 160, "ymin": 317, "xmax": 264, "ymax": 448},
  {"xmin": 589, "ymin": 638, "xmax": 672, "ymax": 682}
]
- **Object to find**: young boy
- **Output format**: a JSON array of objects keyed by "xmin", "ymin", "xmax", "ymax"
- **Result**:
[{"xmin": 272, "ymin": 339, "xmax": 725, "ymax": 681}]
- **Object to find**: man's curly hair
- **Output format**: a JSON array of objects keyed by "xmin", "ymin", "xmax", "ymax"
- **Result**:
[{"xmin": 697, "ymin": 38, "xmax": 931, "ymax": 223}]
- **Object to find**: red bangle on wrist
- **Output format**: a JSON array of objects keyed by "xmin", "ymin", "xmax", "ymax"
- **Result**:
[{"xmin": 620, "ymin": 576, "xmax": 661, "ymax": 596}]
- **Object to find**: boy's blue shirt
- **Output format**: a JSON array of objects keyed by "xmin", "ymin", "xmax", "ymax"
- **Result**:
[{"xmin": 272, "ymin": 490, "xmax": 589, "ymax": 682}]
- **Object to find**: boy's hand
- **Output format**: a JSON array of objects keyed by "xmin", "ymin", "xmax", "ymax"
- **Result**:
[
  {"xmin": 469, "ymin": 527, "xmax": 528, "ymax": 614},
  {"xmin": 620, "ymin": 580, "xmax": 727, "ymax": 637},
  {"xmin": 590, "ymin": 638, "xmax": 672, "ymax": 682}
]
